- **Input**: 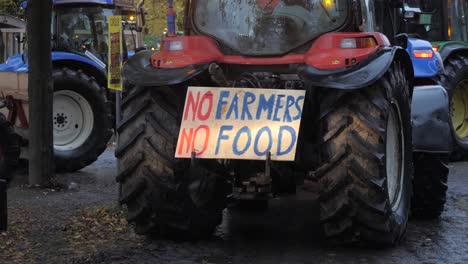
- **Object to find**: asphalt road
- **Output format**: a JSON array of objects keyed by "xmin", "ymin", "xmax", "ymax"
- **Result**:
[{"xmin": 4, "ymin": 148, "xmax": 468, "ymax": 264}]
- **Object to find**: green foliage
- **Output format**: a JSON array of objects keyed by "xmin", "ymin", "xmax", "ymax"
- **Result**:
[
  {"xmin": 143, "ymin": 0, "xmax": 185, "ymax": 40},
  {"xmin": 143, "ymin": 34, "xmax": 162, "ymax": 49},
  {"xmin": 0, "ymin": 0, "xmax": 23, "ymax": 17}
]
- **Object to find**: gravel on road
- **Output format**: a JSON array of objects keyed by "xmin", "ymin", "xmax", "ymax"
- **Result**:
[{"xmin": 2, "ymin": 148, "xmax": 467, "ymax": 264}]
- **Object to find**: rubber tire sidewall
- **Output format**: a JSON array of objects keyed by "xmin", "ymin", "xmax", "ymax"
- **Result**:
[
  {"xmin": 53, "ymin": 69, "xmax": 112, "ymax": 172},
  {"xmin": 384, "ymin": 70, "xmax": 413, "ymax": 241}
]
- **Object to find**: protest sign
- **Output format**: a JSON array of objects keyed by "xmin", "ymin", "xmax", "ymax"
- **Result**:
[
  {"xmin": 108, "ymin": 16, "xmax": 123, "ymax": 91},
  {"xmin": 176, "ymin": 86, "xmax": 305, "ymax": 161}
]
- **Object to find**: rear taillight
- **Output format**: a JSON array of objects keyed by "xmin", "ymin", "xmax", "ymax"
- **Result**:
[
  {"xmin": 413, "ymin": 49, "xmax": 434, "ymax": 59},
  {"xmin": 432, "ymin": 45, "xmax": 440, "ymax": 52},
  {"xmin": 340, "ymin": 37, "xmax": 377, "ymax": 49}
]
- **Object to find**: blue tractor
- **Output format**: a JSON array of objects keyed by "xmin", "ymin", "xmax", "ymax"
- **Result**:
[
  {"xmin": 404, "ymin": 37, "xmax": 451, "ymax": 218},
  {"xmin": 374, "ymin": 1, "xmax": 452, "ymax": 218},
  {"xmin": 0, "ymin": 0, "xmax": 138, "ymax": 172},
  {"xmin": 395, "ymin": 0, "xmax": 468, "ymax": 160}
]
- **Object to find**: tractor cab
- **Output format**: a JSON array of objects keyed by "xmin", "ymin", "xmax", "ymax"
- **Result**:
[
  {"xmin": 192, "ymin": 0, "xmax": 350, "ymax": 56},
  {"xmin": 52, "ymin": 0, "xmax": 146, "ymax": 64},
  {"xmin": 399, "ymin": 0, "xmax": 468, "ymax": 42},
  {"xmin": 53, "ymin": 5, "xmax": 113, "ymax": 64},
  {"xmin": 147, "ymin": 0, "xmax": 390, "ymax": 72}
]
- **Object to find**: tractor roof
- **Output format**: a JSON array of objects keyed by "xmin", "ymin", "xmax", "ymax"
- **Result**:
[
  {"xmin": 0, "ymin": 14, "xmax": 26, "ymax": 29},
  {"xmin": 52, "ymin": 0, "xmax": 115, "ymax": 5},
  {"xmin": 52, "ymin": 0, "xmax": 135, "ymax": 7}
]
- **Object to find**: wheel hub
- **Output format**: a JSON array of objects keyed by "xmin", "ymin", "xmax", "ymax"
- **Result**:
[
  {"xmin": 451, "ymin": 80, "xmax": 468, "ymax": 140},
  {"xmin": 386, "ymin": 101, "xmax": 405, "ymax": 212},
  {"xmin": 53, "ymin": 90, "xmax": 94, "ymax": 151},
  {"xmin": 54, "ymin": 113, "xmax": 69, "ymax": 129}
]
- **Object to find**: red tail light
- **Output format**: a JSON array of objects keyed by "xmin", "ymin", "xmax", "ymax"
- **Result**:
[
  {"xmin": 340, "ymin": 37, "xmax": 378, "ymax": 49},
  {"xmin": 413, "ymin": 50, "xmax": 434, "ymax": 59}
]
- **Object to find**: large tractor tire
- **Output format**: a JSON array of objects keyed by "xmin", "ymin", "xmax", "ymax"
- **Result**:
[
  {"xmin": 317, "ymin": 62, "xmax": 413, "ymax": 246},
  {"xmin": 116, "ymin": 85, "xmax": 228, "ymax": 239},
  {"xmin": 52, "ymin": 68, "xmax": 113, "ymax": 172},
  {"xmin": 0, "ymin": 113, "xmax": 20, "ymax": 183},
  {"xmin": 411, "ymin": 153, "xmax": 448, "ymax": 218},
  {"xmin": 440, "ymin": 54, "xmax": 468, "ymax": 161}
]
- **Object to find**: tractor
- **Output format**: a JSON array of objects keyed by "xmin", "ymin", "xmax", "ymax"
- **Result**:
[
  {"xmin": 117, "ymin": 0, "xmax": 452, "ymax": 246},
  {"xmin": 371, "ymin": 0, "xmax": 452, "ymax": 218},
  {"xmin": 0, "ymin": 0, "xmax": 144, "ymax": 172},
  {"xmin": 390, "ymin": 0, "xmax": 468, "ymax": 160}
]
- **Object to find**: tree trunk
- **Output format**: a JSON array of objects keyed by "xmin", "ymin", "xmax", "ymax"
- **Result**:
[
  {"xmin": 27, "ymin": 0, "xmax": 54, "ymax": 186},
  {"xmin": 0, "ymin": 29, "xmax": 4, "ymax": 63}
]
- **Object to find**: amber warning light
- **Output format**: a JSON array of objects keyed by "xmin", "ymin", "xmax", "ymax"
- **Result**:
[{"xmin": 413, "ymin": 49, "xmax": 434, "ymax": 59}]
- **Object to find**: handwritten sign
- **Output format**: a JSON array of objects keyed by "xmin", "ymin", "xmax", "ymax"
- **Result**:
[
  {"xmin": 175, "ymin": 87, "xmax": 305, "ymax": 161},
  {"xmin": 108, "ymin": 16, "xmax": 123, "ymax": 91}
]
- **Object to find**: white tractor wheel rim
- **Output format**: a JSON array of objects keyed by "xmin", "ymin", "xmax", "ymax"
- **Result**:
[
  {"xmin": 386, "ymin": 102, "xmax": 405, "ymax": 212},
  {"xmin": 53, "ymin": 90, "xmax": 94, "ymax": 151}
]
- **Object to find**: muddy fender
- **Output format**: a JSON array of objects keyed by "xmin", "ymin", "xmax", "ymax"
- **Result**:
[
  {"xmin": 122, "ymin": 50, "xmax": 209, "ymax": 87},
  {"xmin": 438, "ymin": 43, "xmax": 468, "ymax": 61},
  {"xmin": 412, "ymin": 85, "xmax": 452, "ymax": 153},
  {"xmin": 298, "ymin": 47, "xmax": 414, "ymax": 92}
]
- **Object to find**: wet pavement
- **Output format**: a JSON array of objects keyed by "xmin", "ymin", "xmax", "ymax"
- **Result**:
[{"xmin": 3, "ymin": 148, "xmax": 468, "ymax": 263}]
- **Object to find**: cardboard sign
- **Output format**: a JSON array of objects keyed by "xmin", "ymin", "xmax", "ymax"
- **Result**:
[
  {"xmin": 108, "ymin": 16, "xmax": 123, "ymax": 91},
  {"xmin": 176, "ymin": 87, "xmax": 306, "ymax": 161}
]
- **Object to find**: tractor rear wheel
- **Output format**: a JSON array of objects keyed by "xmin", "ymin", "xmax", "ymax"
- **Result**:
[
  {"xmin": 411, "ymin": 153, "xmax": 448, "ymax": 218},
  {"xmin": 52, "ymin": 68, "xmax": 113, "ymax": 172},
  {"xmin": 116, "ymin": 85, "xmax": 228, "ymax": 239},
  {"xmin": 317, "ymin": 62, "xmax": 412, "ymax": 246},
  {"xmin": 440, "ymin": 54, "xmax": 468, "ymax": 161},
  {"xmin": 0, "ymin": 113, "xmax": 20, "ymax": 183}
]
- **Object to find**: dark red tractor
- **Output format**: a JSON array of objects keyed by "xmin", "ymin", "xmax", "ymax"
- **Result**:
[{"xmin": 117, "ymin": 0, "xmax": 451, "ymax": 246}]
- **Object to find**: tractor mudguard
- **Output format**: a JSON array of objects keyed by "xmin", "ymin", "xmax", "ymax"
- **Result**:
[
  {"xmin": 52, "ymin": 0, "xmax": 114, "ymax": 4},
  {"xmin": 0, "ymin": 51, "xmax": 106, "ymax": 75},
  {"xmin": 0, "ymin": 54, "xmax": 27, "ymax": 72},
  {"xmin": 52, "ymin": 51, "xmax": 107, "ymax": 74},
  {"xmin": 435, "ymin": 41, "xmax": 468, "ymax": 61},
  {"xmin": 122, "ymin": 50, "xmax": 209, "ymax": 87},
  {"xmin": 411, "ymin": 85, "xmax": 453, "ymax": 153},
  {"xmin": 297, "ymin": 47, "xmax": 414, "ymax": 90},
  {"xmin": 407, "ymin": 38, "xmax": 444, "ymax": 78}
]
